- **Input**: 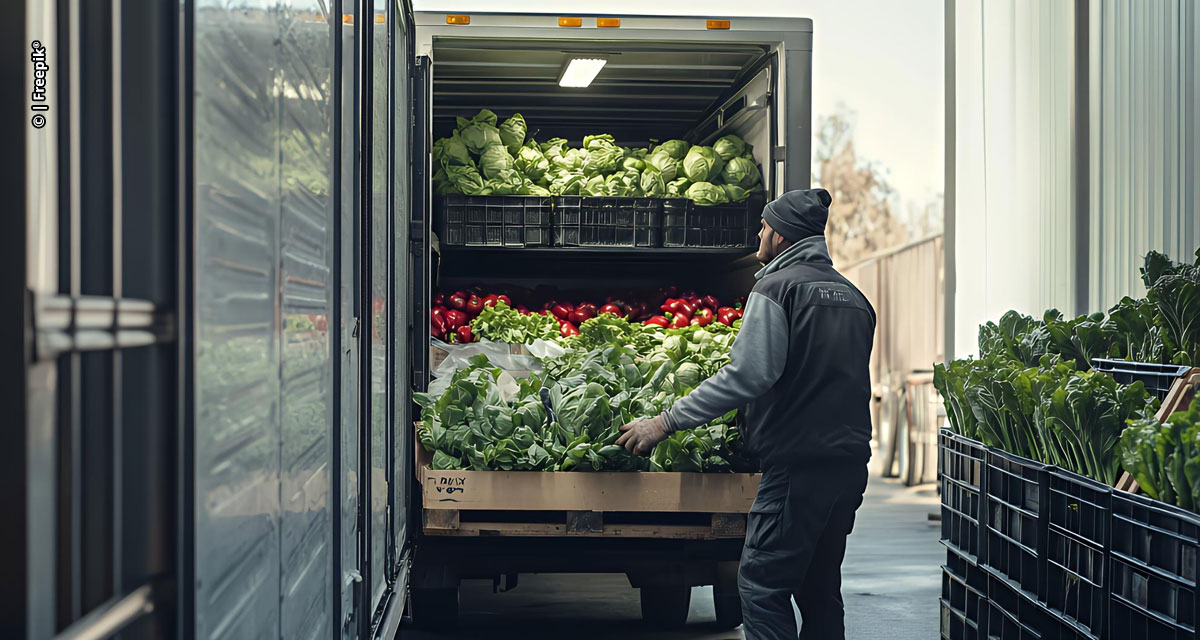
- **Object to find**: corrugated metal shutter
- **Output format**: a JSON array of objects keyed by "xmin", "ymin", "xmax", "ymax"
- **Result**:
[{"xmin": 1089, "ymin": 0, "xmax": 1200, "ymax": 311}]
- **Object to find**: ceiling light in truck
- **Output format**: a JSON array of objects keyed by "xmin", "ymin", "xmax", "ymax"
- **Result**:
[{"xmin": 558, "ymin": 58, "xmax": 607, "ymax": 88}]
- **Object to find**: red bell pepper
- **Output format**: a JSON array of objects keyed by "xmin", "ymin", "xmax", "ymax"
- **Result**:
[
  {"xmin": 498, "ymin": 295, "xmax": 512, "ymax": 307},
  {"xmin": 433, "ymin": 292, "xmax": 445, "ymax": 306},
  {"xmin": 660, "ymin": 298, "xmax": 681, "ymax": 313},
  {"xmin": 675, "ymin": 299, "xmax": 695, "ymax": 319},
  {"xmin": 644, "ymin": 315, "xmax": 670, "ymax": 328},
  {"xmin": 447, "ymin": 293, "xmax": 467, "ymax": 311},
  {"xmin": 600, "ymin": 303, "xmax": 624, "ymax": 316},
  {"xmin": 670, "ymin": 314, "xmax": 690, "ymax": 329},
  {"xmin": 455, "ymin": 290, "xmax": 469, "ymax": 299},
  {"xmin": 691, "ymin": 308, "xmax": 715, "ymax": 327},
  {"xmin": 701, "ymin": 295, "xmax": 721, "ymax": 311},
  {"xmin": 734, "ymin": 296, "xmax": 747, "ymax": 310},
  {"xmin": 443, "ymin": 309, "xmax": 467, "ymax": 330},
  {"xmin": 734, "ymin": 308, "xmax": 744, "ymax": 319},
  {"xmin": 465, "ymin": 295, "xmax": 484, "ymax": 316},
  {"xmin": 515, "ymin": 304, "xmax": 530, "ymax": 315},
  {"xmin": 456, "ymin": 325, "xmax": 473, "ymax": 343},
  {"xmin": 570, "ymin": 308, "xmax": 596, "ymax": 325},
  {"xmin": 550, "ymin": 303, "xmax": 574, "ymax": 321},
  {"xmin": 482, "ymin": 294, "xmax": 500, "ymax": 308},
  {"xmin": 717, "ymin": 308, "xmax": 738, "ymax": 326},
  {"xmin": 577, "ymin": 301, "xmax": 598, "ymax": 314},
  {"xmin": 560, "ymin": 322, "xmax": 580, "ymax": 338},
  {"xmin": 430, "ymin": 314, "xmax": 446, "ymax": 339}
]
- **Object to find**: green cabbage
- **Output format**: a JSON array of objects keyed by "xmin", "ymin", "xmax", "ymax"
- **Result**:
[
  {"xmin": 486, "ymin": 171, "xmax": 525, "ymax": 195},
  {"xmin": 479, "ymin": 144, "xmax": 515, "ymax": 179},
  {"xmin": 499, "ymin": 113, "xmax": 527, "ymax": 155},
  {"xmin": 549, "ymin": 171, "xmax": 586, "ymax": 196},
  {"xmin": 712, "ymin": 134, "xmax": 748, "ymax": 161},
  {"xmin": 583, "ymin": 133, "xmax": 616, "ymax": 149},
  {"xmin": 516, "ymin": 145, "xmax": 550, "ymax": 182},
  {"xmin": 518, "ymin": 180, "xmax": 551, "ymax": 197},
  {"xmin": 655, "ymin": 139, "xmax": 691, "ymax": 160},
  {"xmin": 622, "ymin": 157, "xmax": 646, "ymax": 172},
  {"xmin": 540, "ymin": 138, "xmax": 569, "ymax": 158},
  {"xmin": 666, "ymin": 177, "xmax": 691, "ymax": 197},
  {"xmin": 444, "ymin": 165, "xmax": 487, "ymax": 196},
  {"xmin": 458, "ymin": 120, "xmax": 501, "ymax": 155},
  {"xmin": 682, "ymin": 146, "xmax": 724, "ymax": 182},
  {"xmin": 438, "ymin": 132, "xmax": 472, "ymax": 167},
  {"xmin": 720, "ymin": 156, "xmax": 761, "ymax": 189},
  {"xmin": 722, "ymin": 184, "xmax": 752, "ymax": 203},
  {"xmin": 583, "ymin": 146, "xmax": 623, "ymax": 176},
  {"xmin": 686, "ymin": 181, "xmax": 729, "ymax": 206},
  {"xmin": 646, "ymin": 149, "xmax": 681, "ymax": 182},
  {"xmin": 583, "ymin": 175, "xmax": 608, "ymax": 197},
  {"xmin": 640, "ymin": 167, "xmax": 666, "ymax": 197}
]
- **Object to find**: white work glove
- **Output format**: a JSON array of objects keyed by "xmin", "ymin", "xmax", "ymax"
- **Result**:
[{"xmin": 616, "ymin": 413, "xmax": 672, "ymax": 456}]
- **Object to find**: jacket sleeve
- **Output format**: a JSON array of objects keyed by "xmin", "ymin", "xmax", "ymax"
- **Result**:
[{"xmin": 662, "ymin": 291, "xmax": 789, "ymax": 432}]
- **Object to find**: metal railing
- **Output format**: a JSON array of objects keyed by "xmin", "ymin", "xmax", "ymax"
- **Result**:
[{"xmin": 843, "ymin": 234, "xmax": 944, "ymax": 485}]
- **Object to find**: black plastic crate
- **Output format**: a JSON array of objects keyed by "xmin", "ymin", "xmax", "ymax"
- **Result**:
[
  {"xmin": 439, "ymin": 195, "xmax": 553, "ymax": 247},
  {"xmin": 941, "ymin": 598, "xmax": 984, "ymax": 640},
  {"xmin": 985, "ymin": 449, "xmax": 1049, "ymax": 600},
  {"xmin": 1045, "ymin": 528, "xmax": 1106, "ymax": 639},
  {"xmin": 1109, "ymin": 490, "xmax": 1200, "ymax": 634},
  {"xmin": 1091, "ymin": 358, "xmax": 1192, "ymax": 401},
  {"xmin": 661, "ymin": 193, "xmax": 765, "ymax": 248},
  {"xmin": 986, "ymin": 571, "xmax": 1053, "ymax": 639},
  {"xmin": 948, "ymin": 546, "xmax": 991, "ymax": 594},
  {"xmin": 942, "ymin": 564, "xmax": 986, "ymax": 640},
  {"xmin": 1048, "ymin": 470, "xmax": 1111, "ymax": 550},
  {"xmin": 942, "ymin": 431, "xmax": 987, "ymax": 562},
  {"xmin": 552, "ymin": 197, "xmax": 662, "ymax": 248}
]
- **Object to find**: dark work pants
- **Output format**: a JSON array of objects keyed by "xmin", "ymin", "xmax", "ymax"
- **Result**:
[{"xmin": 738, "ymin": 463, "xmax": 869, "ymax": 640}]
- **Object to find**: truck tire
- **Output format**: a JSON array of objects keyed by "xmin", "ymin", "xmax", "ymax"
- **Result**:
[
  {"xmin": 712, "ymin": 562, "xmax": 743, "ymax": 630},
  {"xmin": 640, "ymin": 585, "xmax": 691, "ymax": 629},
  {"xmin": 409, "ymin": 587, "xmax": 459, "ymax": 630}
]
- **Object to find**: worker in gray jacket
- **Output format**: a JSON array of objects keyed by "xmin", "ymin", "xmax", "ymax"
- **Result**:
[{"xmin": 617, "ymin": 188, "xmax": 876, "ymax": 640}]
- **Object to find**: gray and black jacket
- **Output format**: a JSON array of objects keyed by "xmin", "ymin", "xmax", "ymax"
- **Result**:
[{"xmin": 663, "ymin": 236, "xmax": 876, "ymax": 468}]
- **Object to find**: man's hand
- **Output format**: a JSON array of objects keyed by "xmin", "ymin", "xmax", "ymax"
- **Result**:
[{"xmin": 616, "ymin": 414, "xmax": 672, "ymax": 456}]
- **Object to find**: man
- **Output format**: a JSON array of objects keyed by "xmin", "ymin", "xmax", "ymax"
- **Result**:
[{"xmin": 616, "ymin": 188, "xmax": 876, "ymax": 640}]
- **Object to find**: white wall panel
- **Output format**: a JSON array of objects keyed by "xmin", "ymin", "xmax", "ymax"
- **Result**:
[
  {"xmin": 1090, "ymin": 0, "xmax": 1200, "ymax": 311},
  {"xmin": 953, "ymin": 0, "xmax": 1076, "ymax": 358}
]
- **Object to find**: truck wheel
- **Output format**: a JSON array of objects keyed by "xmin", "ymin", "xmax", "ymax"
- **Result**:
[
  {"xmin": 409, "ymin": 587, "xmax": 459, "ymax": 630},
  {"xmin": 713, "ymin": 562, "xmax": 743, "ymax": 630},
  {"xmin": 640, "ymin": 585, "xmax": 691, "ymax": 629}
]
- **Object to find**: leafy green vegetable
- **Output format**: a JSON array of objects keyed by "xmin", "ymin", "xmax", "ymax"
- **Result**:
[
  {"xmin": 685, "ymin": 181, "xmax": 729, "ymax": 206},
  {"xmin": 479, "ymin": 144, "xmax": 515, "ymax": 180},
  {"xmin": 654, "ymin": 139, "xmax": 691, "ymax": 160},
  {"xmin": 499, "ymin": 113, "xmax": 527, "ymax": 155},
  {"xmin": 457, "ymin": 110, "xmax": 502, "ymax": 154},
  {"xmin": 1142, "ymin": 249, "xmax": 1200, "ymax": 366},
  {"xmin": 419, "ymin": 313, "xmax": 750, "ymax": 473},
  {"xmin": 470, "ymin": 302, "xmax": 559, "ymax": 344},
  {"xmin": 682, "ymin": 146, "xmax": 725, "ymax": 182},
  {"xmin": 720, "ymin": 156, "xmax": 762, "ymax": 189},
  {"xmin": 515, "ymin": 143, "xmax": 550, "ymax": 182},
  {"xmin": 646, "ymin": 149, "xmax": 682, "ymax": 182},
  {"xmin": 712, "ymin": 134, "xmax": 748, "ymax": 161}
]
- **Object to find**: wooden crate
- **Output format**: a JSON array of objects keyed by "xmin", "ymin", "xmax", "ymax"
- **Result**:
[
  {"xmin": 415, "ymin": 426, "xmax": 761, "ymax": 539},
  {"xmin": 1116, "ymin": 368, "xmax": 1200, "ymax": 494}
]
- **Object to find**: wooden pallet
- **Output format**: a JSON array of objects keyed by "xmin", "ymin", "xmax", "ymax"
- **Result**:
[
  {"xmin": 1116, "ymin": 368, "xmax": 1200, "ymax": 494},
  {"xmin": 422, "ymin": 508, "xmax": 748, "ymax": 540}
]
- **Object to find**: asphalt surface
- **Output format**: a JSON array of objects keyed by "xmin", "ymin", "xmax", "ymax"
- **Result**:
[{"xmin": 400, "ymin": 467, "xmax": 942, "ymax": 639}]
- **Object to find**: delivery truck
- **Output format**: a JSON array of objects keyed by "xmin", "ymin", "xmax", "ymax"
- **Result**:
[
  {"xmin": 13, "ymin": 2, "xmax": 810, "ymax": 638},
  {"xmin": 406, "ymin": 10, "xmax": 813, "ymax": 630}
]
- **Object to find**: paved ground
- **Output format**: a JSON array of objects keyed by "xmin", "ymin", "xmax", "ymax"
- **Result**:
[{"xmin": 401, "ymin": 468, "xmax": 942, "ymax": 639}]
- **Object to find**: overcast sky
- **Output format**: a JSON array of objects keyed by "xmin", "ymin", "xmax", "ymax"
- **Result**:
[{"xmin": 413, "ymin": 0, "xmax": 945, "ymax": 206}]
